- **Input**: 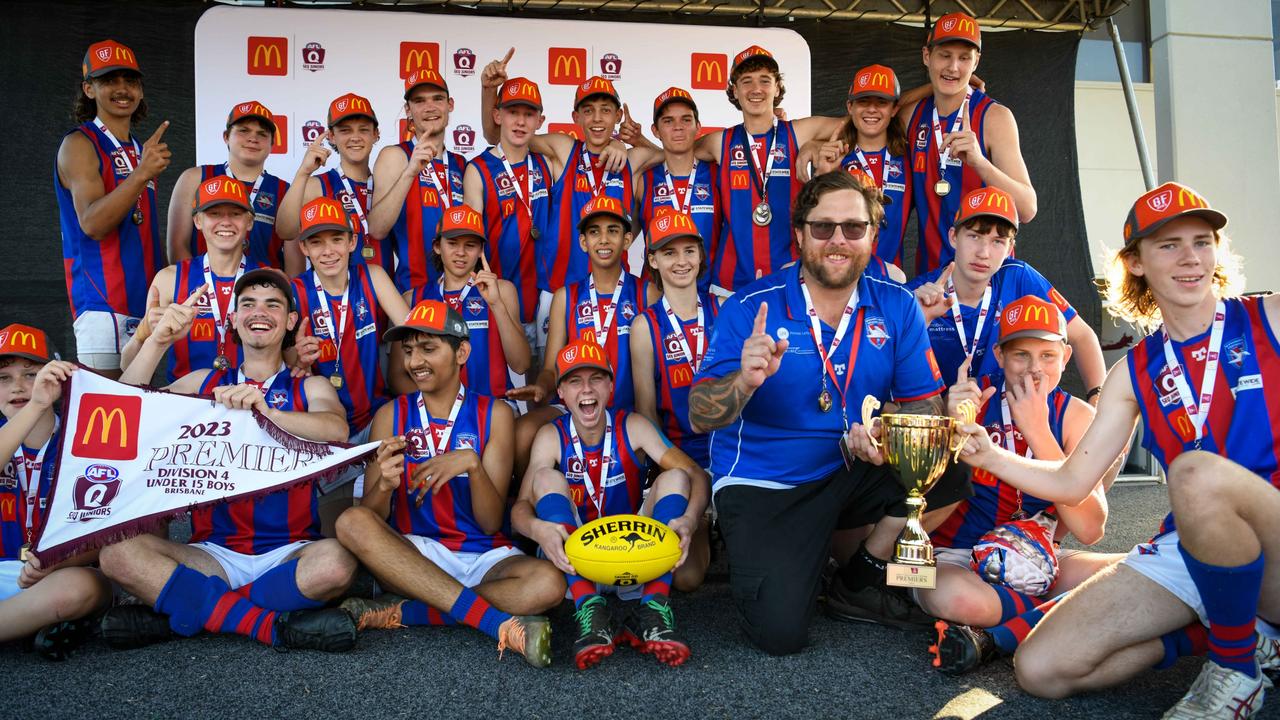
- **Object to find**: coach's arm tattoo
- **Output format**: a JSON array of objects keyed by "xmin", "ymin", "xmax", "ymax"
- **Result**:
[{"xmin": 688, "ymin": 372, "xmax": 753, "ymax": 434}]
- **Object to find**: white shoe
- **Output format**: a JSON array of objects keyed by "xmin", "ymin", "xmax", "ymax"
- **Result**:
[
  {"xmin": 1162, "ymin": 661, "xmax": 1267, "ymax": 719},
  {"xmin": 1258, "ymin": 633, "xmax": 1280, "ymax": 677}
]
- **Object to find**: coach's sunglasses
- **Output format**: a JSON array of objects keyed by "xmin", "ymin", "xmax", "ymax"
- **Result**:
[{"xmin": 803, "ymin": 220, "xmax": 871, "ymax": 241}]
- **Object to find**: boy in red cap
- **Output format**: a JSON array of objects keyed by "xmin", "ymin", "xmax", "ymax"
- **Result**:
[
  {"xmin": 513, "ymin": 339, "xmax": 708, "ymax": 669},
  {"xmin": 632, "ymin": 88, "xmax": 720, "ymax": 295},
  {"xmin": 56, "ymin": 39, "xmax": 169, "ymax": 377},
  {"xmin": 406, "ymin": 205, "xmax": 532, "ymax": 404},
  {"xmin": 334, "ymin": 299, "xmax": 562, "ymax": 668},
  {"xmin": 955, "ymin": 183, "xmax": 1280, "ymax": 717},
  {"xmin": 278, "ymin": 93, "xmax": 390, "ymax": 271},
  {"xmin": 369, "ymin": 68, "xmax": 467, "ymax": 293},
  {"xmin": 899, "ymin": 12, "xmax": 1037, "ymax": 276},
  {"xmin": 464, "ymin": 73, "xmax": 554, "ymax": 340},
  {"xmin": 907, "ymin": 186, "xmax": 1105, "ymax": 397},
  {"xmin": 120, "ymin": 175, "xmax": 263, "ymax": 383},
  {"xmin": 922, "ymin": 295, "xmax": 1121, "ymax": 675},
  {"xmin": 168, "ymin": 101, "xmax": 292, "ymax": 272},
  {"xmin": 0, "ymin": 327, "xmax": 111, "ymax": 659}
]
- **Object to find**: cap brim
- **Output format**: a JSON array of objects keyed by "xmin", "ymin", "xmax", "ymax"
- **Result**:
[
  {"xmin": 574, "ymin": 93, "xmax": 620, "ymax": 110},
  {"xmin": 404, "ymin": 81, "xmax": 448, "ymax": 100},
  {"xmin": 297, "ymin": 222, "xmax": 352, "ymax": 242},
  {"xmin": 1130, "ymin": 208, "xmax": 1229, "ymax": 243},
  {"xmin": 999, "ymin": 329, "xmax": 1066, "ymax": 345},
  {"xmin": 382, "ymin": 324, "xmax": 468, "ymax": 344},
  {"xmin": 959, "ymin": 209, "xmax": 1019, "ymax": 230},
  {"xmin": 228, "ymin": 114, "xmax": 277, "ymax": 134},
  {"xmin": 329, "ymin": 112, "xmax": 378, "ymax": 128},
  {"xmin": 578, "ymin": 210, "xmax": 631, "ymax": 233},
  {"xmin": 929, "ymin": 37, "xmax": 981, "ymax": 50},
  {"xmin": 654, "ymin": 97, "xmax": 698, "ymax": 121},
  {"xmin": 498, "ymin": 98, "xmax": 542, "ymax": 111},
  {"xmin": 439, "ymin": 227, "xmax": 485, "ymax": 241},
  {"xmin": 556, "ymin": 362, "xmax": 614, "ymax": 386},
  {"xmin": 0, "ymin": 351, "xmax": 50, "ymax": 364},
  {"xmin": 87, "ymin": 65, "xmax": 142, "ymax": 79},
  {"xmin": 849, "ymin": 91, "xmax": 897, "ymax": 101},
  {"xmin": 234, "ymin": 269, "xmax": 295, "ymax": 311},
  {"xmin": 648, "ymin": 231, "xmax": 702, "ymax": 252},
  {"xmin": 192, "ymin": 198, "xmax": 253, "ymax": 216}
]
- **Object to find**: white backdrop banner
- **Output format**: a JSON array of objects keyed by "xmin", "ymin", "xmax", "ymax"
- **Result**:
[
  {"xmin": 193, "ymin": 6, "xmax": 812, "ymax": 178},
  {"xmin": 33, "ymin": 370, "xmax": 377, "ymax": 565}
]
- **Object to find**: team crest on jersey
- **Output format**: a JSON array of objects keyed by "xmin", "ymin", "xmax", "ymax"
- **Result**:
[
  {"xmin": 654, "ymin": 184, "xmax": 671, "ymax": 200},
  {"xmin": 1225, "ymin": 337, "xmax": 1250, "ymax": 369},
  {"xmin": 125, "ymin": 317, "xmax": 141, "ymax": 337},
  {"xmin": 496, "ymin": 173, "xmax": 514, "ymax": 195},
  {"xmin": 886, "ymin": 160, "xmax": 903, "ymax": 179},
  {"xmin": 769, "ymin": 146, "xmax": 787, "ymax": 165},
  {"xmin": 455, "ymin": 432, "xmax": 478, "ymax": 451},
  {"xmin": 267, "ymin": 390, "xmax": 289, "ymax": 409},
  {"xmin": 576, "ymin": 301, "xmax": 595, "ymax": 325},
  {"xmin": 355, "ymin": 298, "xmax": 370, "ymax": 323},
  {"xmin": 915, "ymin": 125, "xmax": 929, "ymax": 150},
  {"xmin": 193, "ymin": 289, "xmax": 214, "ymax": 314},
  {"xmin": 729, "ymin": 145, "xmax": 748, "ymax": 168},
  {"xmin": 529, "ymin": 166, "xmax": 544, "ymax": 186},
  {"xmin": 663, "ymin": 333, "xmax": 686, "ymax": 362},
  {"xmin": 865, "ymin": 317, "xmax": 889, "ymax": 349},
  {"xmin": 1155, "ymin": 364, "xmax": 1181, "ymax": 407},
  {"xmin": 566, "ymin": 456, "xmax": 585, "ymax": 476},
  {"xmin": 310, "ymin": 308, "xmax": 332, "ymax": 336},
  {"xmin": 111, "ymin": 149, "xmax": 135, "ymax": 177},
  {"xmin": 0, "ymin": 459, "xmax": 17, "ymax": 489},
  {"xmin": 694, "ymin": 184, "xmax": 711, "ymax": 201},
  {"xmin": 620, "ymin": 301, "xmax": 636, "ymax": 322},
  {"xmin": 256, "ymin": 192, "xmax": 275, "ymax": 210},
  {"xmin": 466, "ymin": 298, "xmax": 484, "ymax": 316}
]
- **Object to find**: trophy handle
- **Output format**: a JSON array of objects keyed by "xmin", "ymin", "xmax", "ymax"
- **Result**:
[
  {"xmin": 950, "ymin": 398, "xmax": 978, "ymax": 461},
  {"xmin": 861, "ymin": 395, "xmax": 882, "ymax": 450}
]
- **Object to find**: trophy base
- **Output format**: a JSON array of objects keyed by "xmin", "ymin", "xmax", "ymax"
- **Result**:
[{"xmin": 886, "ymin": 562, "xmax": 937, "ymax": 589}]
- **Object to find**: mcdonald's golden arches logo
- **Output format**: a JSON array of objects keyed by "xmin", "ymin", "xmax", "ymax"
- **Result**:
[
  {"xmin": 73, "ymin": 393, "xmax": 141, "ymax": 461},
  {"xmin": 690, "ymin": 53, "xmax": 727, "ymax": 90},
  {"xmin": 669, "ymin": 364, "xmax": 693, "ymax": 389},
  {"xmin": 190, "ymin": 318, "xmax": 216, "ymax": 341},
  {"xmin": 548, "ymin": 47, "xmax": 586, "ymax": 85},
  {"xmin": 400, "ymin": 42, "xmax": 440, "ymax": 78},
  {"xmin": 247, "ymin": 36, "xmax": 288, "ymax": 76}
]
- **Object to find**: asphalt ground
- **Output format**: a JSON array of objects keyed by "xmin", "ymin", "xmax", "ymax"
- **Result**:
[{"xmin": 4, "ymin": 481, "xmax": 1277, "ymax": 720}]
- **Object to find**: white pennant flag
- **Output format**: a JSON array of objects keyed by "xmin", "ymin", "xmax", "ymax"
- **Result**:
[{"xmin": 33, "ymin": 369, "xmax": 377, "ymax": 564}]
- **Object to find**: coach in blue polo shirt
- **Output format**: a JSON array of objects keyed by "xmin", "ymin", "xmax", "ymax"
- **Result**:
[{"xmin": 690, "ymin": 171, "xmax": 971, "ymax": 655}]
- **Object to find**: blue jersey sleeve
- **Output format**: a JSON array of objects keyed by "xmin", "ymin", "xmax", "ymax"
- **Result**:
[
  {"xmin": 694, "ymin": 292, "xmax": 753, "ymax": 384},
  {"xmin": 890, "ymin": 289, "xmax": 945, "ymax": 403},
  {"xmin": 904, "ymin": 265, "xmax": 943, "ymax": 293},
  {"xmin": 1014, "ymin": 263, "xmax": 1078, "ymax": 324}
]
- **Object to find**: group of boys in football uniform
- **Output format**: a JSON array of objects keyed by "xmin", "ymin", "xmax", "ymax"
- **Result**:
[{"xmin": 8, "ymin": 13, "xmax": 1277, "ymax": 717}]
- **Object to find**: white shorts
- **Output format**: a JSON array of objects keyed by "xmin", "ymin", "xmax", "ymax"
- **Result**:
[
  {"xmin": 326, "ymin": 424, "xmax": 372, "ymax": 497},
  {"xmin": 911, "ymin": 545, "xmax": 1086, "ymax": 604},
  {"xmin": 405, "ymin": 535, "xmax": 523, "ymax": 587},
  {"xmin": 709, "ymin": 284, "xmax": 735, "ymax": 300},
  {"xmin": 74, "ymin": 310, "xmax": 140, "ymax": 366},
  {"xmin": 1124, "ymin": 529, "xmax": 1280, "ymax": 639},
  {"xmin": 191, "ymin": 539, "xmax": 311, "ymax": 590},
  {"xmin": 536, "ymin": 290, "xmax": 554, "ymax": 355},
  {"xmin": 0, "ymin": 560, "xmax": 23, "ymax": 602}
]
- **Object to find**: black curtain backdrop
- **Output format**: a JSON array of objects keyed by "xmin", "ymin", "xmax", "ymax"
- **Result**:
[{"xmin": 5, "ymin": 1, "xmax": 1093, "ymax": 390}]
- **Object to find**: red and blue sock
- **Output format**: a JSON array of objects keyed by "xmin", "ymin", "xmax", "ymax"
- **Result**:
[
  {"xmin": 1154, "ymin": 622, "xmax": 1210, "ymax": 670},
  {"xmin": 1178, "ymin": 543, "xmax": 1263, "ymax": 678},
  {"xmin": 400, "ymin": 601, "xmax": 457, "ymax": 627},
  {"xmin": 236, "ymin": 559, "xmax": 325, "ymax": 612},
  {"xmin": 991, "ymin": 584, "xmax": 1048, "ymax": 624},
  {"xmin": 536, "ymin": 493, "xmax": 598, "ymax": 609},
  {"xmin": 987, "ymin": 596, "xmax": 1062, "ymax": 655},
  {"xmin": 156, "ymin": 564, "xmax": 276, "ymax": 645},
  {"xmin": 641, "ymin": 494, "xmax": 687, "ymax": 604},
  {"xmin": 449, "ymin": 587, "xmax": 509, "ymax": 640}
]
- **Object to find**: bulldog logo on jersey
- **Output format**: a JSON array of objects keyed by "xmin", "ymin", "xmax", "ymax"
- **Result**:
[
  {"xmin": 456, "ymin": 432, "xmax": 478, "ymax": 451},
  {"xmin": 466, "ymin": 298, "xmax": 484, "ymax": 316},
  {"xmin": 267, "ymin": 390, "xmax": 290, "ymax": 409},
  {"xmin": 620, "ymin": 301, "xmax": 636, "ymax": 323},
  {"xmin": 694, "ymin": 185, "xmax": 711, "ymax": 201},
  {"xmin": 1225, "ymin": 337, "xmax": 1250, "ymax": 369},
  {"xmin": 865, "ymin": 317, "xmax": 889, "ymax": 349}
]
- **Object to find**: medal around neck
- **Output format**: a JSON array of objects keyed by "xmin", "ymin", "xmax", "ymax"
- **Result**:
[
  {"xmin": 752, "ymin": 201, "xmax": 772, "ymax": 226},
  {"xmin": 934, "ymin": 179, "xmax": 951, "ymax": 197}
]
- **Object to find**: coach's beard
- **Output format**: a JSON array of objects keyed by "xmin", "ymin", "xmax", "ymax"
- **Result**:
[{"xmin": 801, "ymin": 251, "xmax": 868, "ymax": 290}]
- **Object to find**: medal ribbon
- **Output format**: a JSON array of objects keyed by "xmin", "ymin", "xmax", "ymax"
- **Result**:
[
  {"xmin": 661, "ymin": 160, "xmax": 697, "ymax": 214},
  {"xmin": 415, "ymin": 387, "xmax": 467, "ymax": 458},
  {"xmin": 337, "ymin": 173, "xmax": 372, "ymax": 235},
  {"xmin": 16, "ymin": 427, "xmax": 55, "ymax": 545},
  {"xmin": 93, "ymin": 117, "xmax": 140, "ymax": 173},
  {"xmin": 947, "ymin": 277, "xmax": 992, "ymax": 361},
  {"xmin": 416, "ymin": 144, "xmax": 453, "ymax": 209},
  {"xmin": 932, "ymin": 87, "xmax": 973, "ymax": 177},
  {"xmin": 1161, "ymin": 300, "xmax": 1227, "ymax": 444},
  {"xmin": 587, "ymin": 274, "xmax": 624, "ymax": 347},
  {"xmin": 569, "ymin": 412, "xmax": 613, "ymax": 519},
  {"xmin": 237, "ymin": 364, "xmax": 287, "ymax": 391},
  {"xmin": 440, "ymin": 276, "xmax": 475, "ymax": 313},
  {"xmin": 849, "ymin": 147, "xmax": 884, "ymax": 189},
  {"xmin": 201, "ymin": 255, "xmax": 247, "ymax": 362},
  {"xmin": 799, "ymin": 275, "xmax": 864, "ymax": 427},
  {"xmin": 660, "ymin": 296, "xmax": 705, "ymax": 372},
  {"xmin": 579, "ymin": 147, "xmax": 610, "ymax": 198},
  {"xmin": 312, "ymin": 271, "xmax": 351, "ymax": 376},
  {"xmin": 743, "ymin": 120, "xmax": 780, "ymax": 202}
]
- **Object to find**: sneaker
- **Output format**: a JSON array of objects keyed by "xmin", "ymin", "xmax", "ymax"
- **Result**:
[
  {"xmin": 273, "ymin": 608, "xmax": 357, "ymax": 652},
  {"xmin": 101, "ymin": 606, "xmax": 174, "ymax": 650},
  {"xmin": 1258, "ymin": 633, "xmax": 1280, "ymax": 678},
  {"xmin": 497, "ymin": 615, "xmax": 552, "ymax": 668},
  {"xmin": 571, "ymin": 596, "xmax": 616, "ymax": 670},
  {"xmin": 620, "ymin": 595, "xmax": 690, "ymax": 667},
  {"xmin": 340, "ymin": 594, "xmax": 408, "ymax": 631},
  {"xmin": 929, "ymin": 620, "xmax": 996, "ymax": 676},
  {"xmin": 1162, "ymin": 661, "xmax": 1267, "ymax": 719},
  {"xmin": 33, "ymin": 618, "xmax": 96, "ymax": 661},
  {"xmin": 824, "ymin": 575, "xmax": 935, "ymax": 629}
]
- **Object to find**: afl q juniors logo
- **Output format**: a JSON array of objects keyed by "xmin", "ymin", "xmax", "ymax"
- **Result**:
[
  {"xmin": 302, "ymin": 120, "xmax": 325, "ymax": 144},
  {"xmin": 600, "ymin": 53, "xmax": 622, "ymax": 80},
  {"xmin": 453, "ymin": 48, "xmax": 476, "ymax": 77},
  {"xmin": 404, "ymin": 428, "xmax": 431, "ymax": 460},
  {"xmin": 302, "ymin": 42, "xmax": 326, "ymax": 72},
  {"xmin": 69, "ymin": 464, "xmax": 121, "ymax": 522},
  {"xmin": 453, "ymin": 125, "xmax": 476, "ymax": 153}
]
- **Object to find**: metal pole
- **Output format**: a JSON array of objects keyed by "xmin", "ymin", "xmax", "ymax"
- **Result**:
[{"xmin": 1108, "ymin": 16, "xmax": 1156, "ymax": 190}]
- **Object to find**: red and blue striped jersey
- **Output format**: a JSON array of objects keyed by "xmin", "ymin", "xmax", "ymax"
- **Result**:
[
  {"xmin": 931, "ymin": 380, "xmax": 1070, "ymax": 550},
  {"xmin": 713, "ymin": 121, "xmax": 802, "ymax": 291},
  {"xmin": 0, "ymin": 435, "xmax": 57, "ymax": 560},
  {"xmin": 291, "ymin": 265, "xmax": 388, "ymax": 434},
  {"xmin": 544, "ymin": 140, "xmax": 634, "ymax": 292},
  {"xmin": 315, "ymin": 169, "xmax": 392, "ymax": 273},
  {"xmin": 552, "ymin": 409, "xmax": 646, "ymax": 522},
  {"xmin": 165, "ymin": 255, "xmax": 266, "ymax": 383},
  {"xmin": 638, "ymin": 162, "xmax": 720, "ymax": 293},
  {"xmin": 413, "ymin": 282, "xmax": 513, "ymax": 399},
  {"xmin": 906, "ymin": 90, "xmax": 997, "ymax": 275},
  {"xmin": 389, "ymin": 390, "xmax": 510, "ymax": 552},
  {"xmin": 564, "ymin": 273, "xmax": 641, "ymax": 410},
  {"xmin": 836, "ymin": 147, "xmax": 911, "ymax": 268},
  {"xmin": 471, "ymin": 148, "xmax": 552, "ymax": 324},
  {"xmin": 189, "ymin": 370, "xmax": 321, "ymax": 554},
  {"xmin": 56, "ymin": 122, "xmax": 163, "ymax": 319},
  {"xmin": 194, "ymin": 164, "xmax": 288, "ymax": 270},
  {"xmin": 1128, "ymin": 296, "xmax": 1280, "ymax": 535},
  {"xmin": 389, "ymin": 143, "xmax": 467, "ymax": 293},
  {"xmin": 642, "ymin": 293, "xmax": 719, "ymax": 467}
]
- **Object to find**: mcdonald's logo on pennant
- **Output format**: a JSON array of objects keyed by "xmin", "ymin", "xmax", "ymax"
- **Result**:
[
  {"xmin": 548, "ymin": 47, "xmax": 586, "ymax": 85},
  {"xmin": 73, "ymin": 393, "xmax": 141, "ymax": 461},
  {"xmin": 690, "ymin": 53, "xmax": 727, "ymax": 90},
  {"xmin": 247, "ymin": 37, "xmax": 288, "ymax": 76},
  {"xmin": 400, "ymin": 42, "xmax": 440, "ymax": 78}
]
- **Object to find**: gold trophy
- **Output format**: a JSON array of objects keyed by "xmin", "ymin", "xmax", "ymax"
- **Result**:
[{"xmin": 861, "ymin": 396, "xmax": 975, "ymax": 589}]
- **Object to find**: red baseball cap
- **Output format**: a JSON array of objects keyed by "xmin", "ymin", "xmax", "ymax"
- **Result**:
[
  {"xmin": 498, "ymin": 77, "xmax": 544, "ymax": 112},
  {"xmin": 849, "ymin": 64, "xmax": 900, "ymax": 101},
  {"xmin": 192, "ymin": 175, "xmax": 252, "ymax": 215},
  {"xmin": 226, "ymin": 101, "xmax": 277, "ymax": 135},
  {"xmin": 404, "ymin": 67, "xmax": 448, "ymax": 99},
  {"xmin": 954, "ymin": 187, "xmax": 1019, "ymax": 229},
  {"xmin": 82, "ymin": 39, "xmax": 141, "ymax": 80},
  {"xmin": 646, "ymin": 210, "xmax": 702, "ymax": 252},
  {"xmin": 929, "ymin": 12, "xmax": 982, "ymax": 50},
  {"xmin": 0, "ymin": 324, "xmax": 54, "ymax": 364},
  {"xmin": 327, "ymin": 93, "xmax": 378, "ymax": 128},
  {"xmin": 555, "ymin": 339, "xmax": 614, "ymax": 385},
  {"xmin": 1123, "ymin": 182, "xmax": 1228, "ymax": 245},
  {"xmin": 383, "ymin": 299, "xmax": 470, "ymax": 343},
  {"xmin": 653, "ymin": 86, "xmax": 698, "ymax": 123},
  {"xmin": 731, "ymin": 45, "xmax": 777, "ymax": 76},
  {"xmin": 574, "ymin": 76, "xmax": 621, "ymax": 109},
  {"xmin": 577, "ymin": 195, "xmax": 631, "ymax": 233},
  {"xmin": 998, "ymin": 295, "xmax": 1067, "ymax": 345},
  {"xmin": 298, "ymin": 197, "xmax": 352, "ymax": 241},
  {"xmin": 438, "ymin": 205, "xmax": 485, "ymax": 241}
]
